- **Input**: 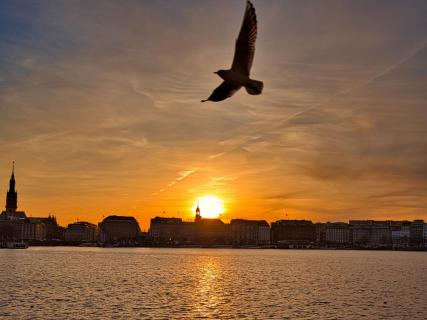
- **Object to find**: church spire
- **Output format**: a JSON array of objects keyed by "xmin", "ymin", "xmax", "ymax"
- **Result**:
[
  {"xmin": 5, "ymin": 161, "xmax": 17, "ymax": 212},
  {"xmin": 195, "ymin": 201, "xmax": 202, "ymax": 222},
  {"xmin": 10, "ymin": 161, "xmax": 15, "ymax": 187}
]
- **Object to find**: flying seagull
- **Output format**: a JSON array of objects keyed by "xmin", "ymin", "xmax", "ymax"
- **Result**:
[{"xmin": 202, "ymin": 1, "xmax": 263, "ymax": 102}]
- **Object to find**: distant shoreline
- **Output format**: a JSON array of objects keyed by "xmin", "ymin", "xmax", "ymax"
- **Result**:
[{"xmin": 7, "ymin": 243, "xmax": 426, "ymax": 252}]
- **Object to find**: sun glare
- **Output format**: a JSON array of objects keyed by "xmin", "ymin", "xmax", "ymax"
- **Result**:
[{"xmin": 193, "ymin": 195, "xmax": 225, "ymax": 219}]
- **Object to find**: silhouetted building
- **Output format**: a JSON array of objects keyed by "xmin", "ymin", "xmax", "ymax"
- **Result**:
[
  {"xmin": 315, "ymin": 223, "xmax": 326, "ymax": 245},
  {"xmin": 325, "ymin": 222, "xmax": 350, "ymax": 246},
  {"xmin": 230, "ymin": 219, "xmax": 270, "ymax": 246},
  {"xmin": 0, "ymin": 165, "xmax": 31, "ymax": 241},
  {"xmin": 410, "ymin": 220, "xmax": 424, "ymax": 247},
  {"xmin": 424, "ymin": 223, "xmax": 427, "ymax": 247},
  {"xmin": 65, "ymin": 221, "xmax": 97, "ymax": 242},
  {"xmin": 98, "ymin": 215, "xmax": 141, "ymax": 244},
  {"xmin": 149, "ymin": 217, "xmax": 183, "ymax": 243},
  {"xmin": 194, "ymin": 218, "xmax": 230, "ymax": 244},
  {"xmin": 0, "ymin": 166, "xmax": 66, "ymax": 242},
  {"xmin": 149, "ymin": 206, "xmax": 232, "ymax": 245},
  {"xmin": 271, "ymin": 220, "xmax": 316, "ymax": 246},
  {"xmin": 0, "ymin": 163, "xmax": 27, "ymax": 221},
  {"xmin": 23, "ymin": 218, "xmax": 47, "ymax": 240},
  {"xmin": 399, "ymin": 221, "xmax": 411, "ymax": 247},
  {"xmin": 35, "ymin": 215, "xmax": 62, "ymax": 239},
  {"xmin": 195, "ymin": 203, "xmax": 202, "ymax": 223},
  {"xmin": 0, "ymin": 219, "xmax": 15, "ymax": 246},
  {"xmin": 390, "ymin": 221, "xmax": 411, "ymax": 248},
  {"xmin": 349, "ymin": 220, "xmax": 391, "ymax": 247},
  {"xmin": 5, "ymin": 162, "xmax": 17, "ymax": 213},
  {"xmin": 0, "ymin": 218, "xmax": 46, "ymax": 242}
]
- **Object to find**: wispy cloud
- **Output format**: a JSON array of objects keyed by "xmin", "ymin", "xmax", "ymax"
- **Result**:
[
  {"xmin": 1, "ymin": 1, "xmax": 427, "ymax": 227},
  {"xmin": 152, "ymin": 169, "xmax": 198, "ymax": 195}
]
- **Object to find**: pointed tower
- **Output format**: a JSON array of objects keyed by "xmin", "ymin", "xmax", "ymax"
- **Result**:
[
  {"xmin": 5, "ymin": 162, "xmax": 17, "ymax": 213},
  {"xmin": 195, "ymin": 201, "xmax": 202, "ymax": 223}
]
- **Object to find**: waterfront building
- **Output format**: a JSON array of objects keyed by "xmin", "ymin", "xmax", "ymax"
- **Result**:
[
  {"xmin": 0, "ymin": 217, "xmax": 47, "ymax": 241},
  {"xmin": 230, "ymin": 219, "xmax": 270, "ymax": 246},
  {"xmin": 0, "ymin": 163, "xmax": 27, "ymax": 221},
  {"xmin": 98, "ymin": 215, "xmax": 141, "ymax": 244},
  {"xmin": 23, "ymin": 218, "xmax": 47, "ymax": 241},
  {"xmin": 315, "ymin": 223, "xmax": 326, "ymax": 245},
  {"xmin": 271, "ymin": 220, "xmax": 316, "ymax": 246},
  {"xmin": 149, "ymin": 217, "xmax": 184, "ymax": 243},
  {"xmin": 65, "ymin": 221, "xmax": 98, "ymax": 242},
  {"xmin": 349, "ymin": 220, "xmax": 391, "ymax": 247},
  {"xmin": 410, "ymin": 220, "xmax": 424, "ymax": 247},
  {"xmin": 35, "ymin": 215, "xmax": 62, "ymax": 240},
  {"xmin": 0, "ymin": 165, "xmax": 64, "ymax": 242},
  {"xmin": 390, "ymin": 221, "xmax": 403, "ymax": 248},
  {"xmin": 400, "ymin": 222, "xmax": 411, "ymax": 239},
  {"xmin": 400, "ymin": 221, "xmax": 411, "ymax": 247},
  {"xmin": 424, "ymin": 223, "xmax": 427, "ymax": 247},
  {"xmin": 194, "ymin": 218, "xmax": 231, "ymax": 244},
  {"xmin": 0, "ymin": 220, "xmax": 14, "ymax": 246},
  {"xmin": 325, "ymin": 222, "xmax": 350, "ymax": 246},
  {"xmin": 389, "ymin": 221, "xmax": 413, "ymax": 248},
  {"xmin": 149, "ymin": 207, "xmax": 232, "ymax": 245},
  {"xmin": 195, "ymin": 203, "xmax": 202, "ymax": 223}
]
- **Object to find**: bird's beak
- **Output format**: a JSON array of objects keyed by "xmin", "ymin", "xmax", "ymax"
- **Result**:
[{"xmin": 213, "ymin": 71, "xmax": 218, "ymax": 74}]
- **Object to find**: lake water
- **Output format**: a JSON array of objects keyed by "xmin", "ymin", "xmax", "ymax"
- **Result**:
[{"xmin": 0, "ymin": 248, "xmax": 426, "ymax": 319}]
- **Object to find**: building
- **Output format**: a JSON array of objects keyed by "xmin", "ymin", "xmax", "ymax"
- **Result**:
[
  {"xmin": 390, "ymin": 221, "xmax": 402, "ymax": 248},
  {"xmin": 400, "ymin": 221, "xmax": 411, "ymax": 247},
  {"xmin": 271, "ymin": 220, "xmax": 316, "ymax": 246},
  {"xmin": 35, "ymin": 215, "xmax": 62, "ymax": 240},
  {"xmin": 193, "ymin": 218, "xmax": 230, "ymax": 244},
  {"xmin": 149, "ymin": 217, "xmax": 184, "ymax": 243},
  {"xmin": 424, "ymin": 223, "xmax": 427, "ymax": 247},
  {"xmin": 230, "ymin": 219, "xmax": 270, "ymax": 246},
  {"xmin": 23, "ymin": 218, "xmax": 47, "ymax": 241},
  {"xmin": 65, "ymin": 221, "xmax": 97, "ymax": 242},
  {"xmin": 195, "ymin": 203, "xmax": 202, "ymax": 223},
  {"xmin": 0, "ymin": 164, "xmax": 30, "ymax": 241},
  {"xmin": 0, "ymin": 217, "xmax": 46, "ymax": 242},
  {"xmin": 410, "ymin": 220, "xmax": 424, "ymax": 247},
  {"xmin": 325, "ymin": 222, "xmax": 350, "ymax": 246},
  {"xmin": 0, "ymin": 220, "xmax": 15, "ymax": 247},
  {"xmin": 389, "ymin": 221, "xmax": 412, "ymax": 248},
  {"xmin": 0, "ymin": 165, "xmax": 64, "ymax": 243},
  {"xmin": 0, "ymin": 163, "xmax": 27, "ymax": 221},
  {"xmin": 315, "ymin": 223, "xmax": 326, "ymax": 245},
  {"xmin": 98, "ymin": 215, "xmax": 141, "ymax": 244},
  {"xmin": 149, "ymin": 206, "xmax": 232, "ymax": 245},
  {"xmin": 349, "ymin": 220, "xmax": 391, "ymax": 247}
]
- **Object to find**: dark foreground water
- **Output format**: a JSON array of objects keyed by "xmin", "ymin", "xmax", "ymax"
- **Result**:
[{"xmin": 0, "ymin": 248, "xmax": 426, "ymax": 319}]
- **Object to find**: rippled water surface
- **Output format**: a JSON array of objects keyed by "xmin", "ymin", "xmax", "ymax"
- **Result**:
[{"xmin": 0, "ymin": 248, "xmax": 426, "ymax": 319}]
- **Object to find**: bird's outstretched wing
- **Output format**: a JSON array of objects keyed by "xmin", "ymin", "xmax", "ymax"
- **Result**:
[
  {"xmin": 231, "ymin": 1, "xmax": 257, "ymax": 76},
  {"xmin": 201, "ymin": 81, "xmax": 241, "ymax": 102}
]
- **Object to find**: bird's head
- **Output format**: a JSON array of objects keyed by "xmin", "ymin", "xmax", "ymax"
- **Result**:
[{"xmin": 214, "ymin": 70, "xmax": 227, "ymax": 77}]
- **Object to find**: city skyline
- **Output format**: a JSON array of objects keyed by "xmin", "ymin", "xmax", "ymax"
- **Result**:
[
  {"xmin": 1, "ymin": 163, "xmax": 427, "ymax": 230},
  {"xmin": 1, "ymin": 1, "xmax": 427, "ymax": 229}
]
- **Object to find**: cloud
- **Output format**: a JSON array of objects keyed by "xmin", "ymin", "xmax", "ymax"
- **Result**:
[
  {"xmin": 153, "ymin": 169, "xmax": 197, "ymax": 194},
  {"xmin": 1, "ymin": 1, "xmax": 427, "ymax": 226}
]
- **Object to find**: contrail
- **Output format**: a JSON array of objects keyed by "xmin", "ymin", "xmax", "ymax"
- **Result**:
[
  {"xmin": 213, "ymin": 40, "xmax": 427, "ymax": 156},
  {"xmin": 152, "ymin": 169, "xmax": 197, "ymax": 195},
  {"xmin": 282, "ymin": 40, "xmax": 427, "ymax": 124}
]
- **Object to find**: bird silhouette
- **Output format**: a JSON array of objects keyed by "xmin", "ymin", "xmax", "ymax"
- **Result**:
[{"xmin": 202, "ymin": 1, "xmax": 263, "ymax": 102}]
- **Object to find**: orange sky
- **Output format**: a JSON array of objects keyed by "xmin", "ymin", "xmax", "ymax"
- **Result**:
[{"xmin": 1, "ymin": 1, "xmax": 427, "ymax": 230}]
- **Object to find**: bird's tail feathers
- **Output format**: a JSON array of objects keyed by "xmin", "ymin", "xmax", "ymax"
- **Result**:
[{"xmin": 245, "ymin": 79, "xmax": 263, "ymax": 95}]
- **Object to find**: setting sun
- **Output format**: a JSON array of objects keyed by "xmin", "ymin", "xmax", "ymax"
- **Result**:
[{"xmin": 193, "ymin": 195, "xmax": 225, "ymax": 219}]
